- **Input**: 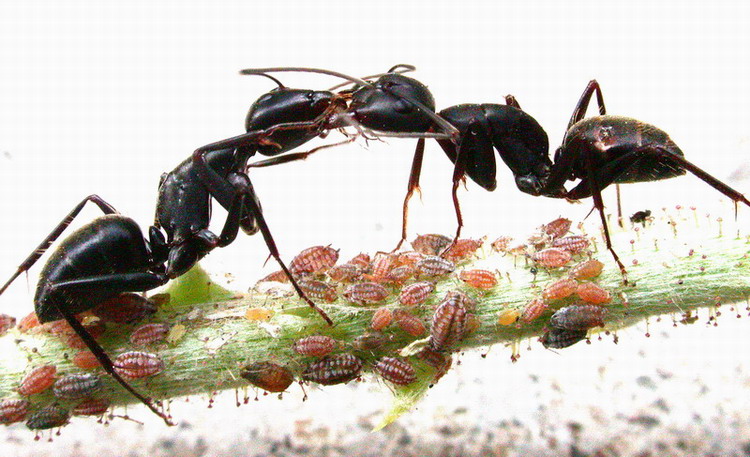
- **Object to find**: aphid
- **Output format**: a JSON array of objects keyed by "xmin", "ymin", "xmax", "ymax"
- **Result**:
[
  {"xmin": 289, "ymin": 245, "xmax": 339, "ymax": 276},
  {"xmin": 18, "ymin": 365, "xmax": 57, "ymax": 396},
  {"xmin": 393, "ymin": 309, "xmax": 427, "ymax": 337},
  {"xmin": 459, "ymin": 269, "xmax": 497, "ymax": 290},
  {"xmin": 385, "ymin": 265, "xmax": 415, "ymax": 285},
  {"xmin": 464, "ymin": 313, "xmax": 481, "ymax": 335},
  {"xmin": 113, "ymin": 351, "xmax": 164, "ymax": 379},
  {"xmin": 72, "ymin": 350, "xmax": 102, "ymax": 370},
  {"xmin": 416, "ymin": 348, "xmax": 453, "ymax": 382},
  {"xmin": 416, "ymin": 256, "xmax": 456, "ymax": 277},
  {"xmin": 258, "ymin": 269, "xmax": 290, "ymax": 283},
  {"xmin": 92, "ymin": 294, "xmax": 157, "ymax": 324},
  {"xmin": 497, "ymin": 308, "xmax": 521, "ymax": 326},
  {"xmin": 352, "ymin": 332, "xmax": 394, "ymax": 352},
  {"xmin": 429, "ymin": 294, "xmax": 468, "ymax": 351},
  {"xmin": 398, "ymin": 281, "xmax": 435, "ymax": 307},
  {"xmin": 61, "ymin": 321, "xmax": 107, "ymax": 350},
  {"xmin": 540, "ymin": 328, "xmax": 588, "ymax": 349},
  {"xmin": 0, "ymin": 313, "xmax": 16, "ymax": 336},
  {"xmin": 297, "ymin": 278, "xmax": 338, "ymax": 303},
  {"xmin": 542, "ymin": 217, "xmax": 572, "ymax": 240},
  {"xmin": 72, "ymin": 398, "xmax": 111, "ymax": 417},
  {"xmin": 240, "ymin": 361, "xmax": 294, "ymax": 393},
  {"xmin": 549, "ymin": 304, "xmax": 607, "ymax": 331},
  {"xmin": 444, "ymin": 290, "xmax": 478, "ymax": 311},
  {"xmin": 519, "ymin": 298, "xmax": 549, "ymax": 324},
  {"xmin": 552, "ymin": 235, "xmax": 590, "ymax": 254},
  {"xmin": 375, "ymin": 357, "xmax": 417, "ymax": 386},
  {"xmin": 343, "ymin": 282, "xmax": 389, "ymax": 305},
  {"xmin": 370, "ymin": 308, "xmax": 394, "ymax": 331},
  {"xmin": 244, "ymin": 307, "xmax": 274, "ymax": 322},
  {"xmin": 532, "ymin": 248, "xmax": 572, "ymax": 268},
  {"xmin": 327, "ymin": 263, "xmax": 363, "ymax": 283},
  {"xmin": 576, "ymin": 282, "xmax": 612, "ymax": 305},
  {"xmin": 347, "ymin": 253, "xmax": 371, "ymax": 270},
  {"xmin": 412, "ymin": 234, "xmax": 452, "ymax": 256},
  {"xmin": 568, "ymin": 259, "xmax": 605, "ymax": 280},
  {"xmin": 25, "ymin": 404, "xmax": 70, "ymax": 431},
  {"xmin": 0, "ymin": 398, "xmax": 30, "ymax": 424},
  {"xmin": 293, "ymin": 335, "xmax": 337, "ymax": 357},
  {"xmin": 394, "ymin": 251, "xmax": 424, "ymax": 268},
  {"xmin": 542, "ymin": 278, "xmax": 578, "ymax": 301},
  {"xmin": 369, "ymin": 252, "xmax": 395, "ymax": 282},
  {"xmin": 129, "ymin": 323, "xmax": 171, "ymax": 347},
  {"xmin": 491, "ymin": 236, "xmax": 513, "ymax": 253},
  {"xmin": 17, "ymin": 312, "xmax": 40, "ymax": 333},
  {"xmin": 53, "ymin": 374, "xmax": 102, "ymax": 400},
  {"xmin": 302, "ymin": 354, "xmax": 363, "ymax": 386},
  {"xmin": 443, "ymin": 238, "xmax": 484, "ymax": 262}
]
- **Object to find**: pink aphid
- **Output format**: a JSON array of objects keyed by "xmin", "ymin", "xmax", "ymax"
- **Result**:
[
  {"xmin": 370, "ymin": 308, "xmax": 394, "ymax": 331},
  {"xmin": 18, "ymin": 365, "xmax": 57, "ymax": 396},
  {"xmin": 459, "ymin": 269, "xmax": 497, "ymax": 289},
  {"xmin": 542, "ymin": 217, "xmax": 572, "ymax": 240},
  {"xmin": 552, "ymin": 235, "xmax": 590, "ymax": 253},
  {"xmin": 343, "ymin": 282, "xmax": 389, "ymax": 305},
  {"xmin": 393, "ymin": 309, "xmax": 427, "ymax": 337},
  {"xmin": 491, "ymin": 236, "xmax": 513, "ymax": 253},
  {"xmin": 327, "ymin": 263, "xmax": 364, "ymax": 283},
  {"xmin": 0, "ymin": 399, "xmax": 30, "ymax": 424},
  {"xmin": 368, "ymin": 253, "xmax": 395, "ymax": 283},
  {"xmin": 347, "ymin": 253, "xmax": 372, "ymax": 270},
  {"xmin": 416, "ymin": 256, "xmax": 456, "ymax": 277},
  {"xmin": 302, "ymin": 354, "xmax": 363, "ymax": 386},
  {"xmin": 258, "ymin": 270, "xmax": 290, "ymax": 283},
  {"xmin": 399, "ymin": 281, "xmax": 436, "ymax": 307},
  {"xmin": 532, "ymin": 248, "xmax": 572, "ymax": 268},
  {"xmin": 297, "ymin": 278, "xmax": 338, "ymax": 303},
  {"xmin": 568, "ymin": 259, "xmax": 605, "ymax": 280},
  {"xmin": 0, "ymin": 313, "xmax": 16, "ymax": 336},
  {"xmin": 385, "ymin": 266, "xmax": 415, "ymax": 285},
  {"xmin": 72, "ymin": 398, "xmax": 111, "ymax": 417},
  {"xmin": 576, "ymin": 282, "xmax": 612, "ymax": 305},
  {"xmin": 130, "ymin": 323, "xmax": 171, "ymax": 347},
  {"xmin": 443, "ymin": 238, "xmax": 484, "ymax": 262},
  {"xmin": 519, "ymin": 298, "xmax": 549, "ymax": 324},
  {"xmin": 113, "ymin": 351, "xmax": 164, "ymax": 379},
  {"xmin": 429, "ymin": 293, "xmax": 468, "ymax": 351},
  {"xmin": 289, "ymin": 245, "xmax": 339, "ymax": 275},
  {"xmin": 293, "ymin": 335, "xmax": 337, "ymax": 357},
  {"xmin": 375, "ymin": 357, "xmax": 417, "ymax": 386},
  {"xmin": 412, "ymin": 234, "xmax": 452, "ymax": 256},
  {"xmin": 542, "ymin": 278, "xmax": 578, "ymax": 301}
]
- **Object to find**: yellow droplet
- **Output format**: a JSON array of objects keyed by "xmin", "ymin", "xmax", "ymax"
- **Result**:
[
  {"xmin": 497, "ymin": 308, "xmax": 520, "ymax": 326},
  {"xmin": 245, "ymin": 307, "xmax": 274, "ymax": 322}
]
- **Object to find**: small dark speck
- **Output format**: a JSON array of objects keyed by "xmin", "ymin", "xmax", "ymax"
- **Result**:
[
  {"xmin": 628, "ymin": 415, "xmax": 661, "ymax": 428},
  {"xmin": 741, "ymin": 441, "xmax": 750, "ymax": 456},
  {"xmin": 398, "ymin": 433, "xmax": 412, "ymax": 446},
  {"xmin": 652, "ymin": 398, "xmax": 670, "ymax": 412},
  {"xmin": 158, "ymin": 438, "xmax": 176, "ymax": 450},
  {"xmin": 2, "ymin": 151, "xmax": 10, "ymax": 159},
  {"xmin": 570, "ymin": 445, "xmax": 590, "ymax": 457},
  {"xmin": 636, "ymin": 376, "xmax": 657, "ymax": 390}
]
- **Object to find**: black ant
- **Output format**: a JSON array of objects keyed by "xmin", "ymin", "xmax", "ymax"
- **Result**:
[{"xmin": 538, "ymin": 80, "xmax": 750, "ymax": 281}]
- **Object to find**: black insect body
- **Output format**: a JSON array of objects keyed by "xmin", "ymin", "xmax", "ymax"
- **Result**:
[
  {"xmin": 538, "ymin": 80, "xmax": 750, "ymax": 281},
  {"xmin": 0, "ymin": 196, "xmax": 171, "ymax": 424},
  {"xmin": 630, "ymin": 209, "xmax": 652, "ymax": 225}
]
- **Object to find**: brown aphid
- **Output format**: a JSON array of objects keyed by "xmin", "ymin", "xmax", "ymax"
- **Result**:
[
  {"xmin": 327, "ymin": 263, "xmax": 363, "ymax": 283},
  {"xmin": 92, "ymin": 293, "xmax": 157, "ymax": 324},
  {"xmin": 519, "ymin": 298, "xmax": 549, "ymax": 324},
  {"xmin": 370, "ymin": 308, "xmax": 394, "ymax": 331},
  {"xmin": 497, "ymin": 308, "xmax": 521, "ymax": 326},
  {"xmin": 393, "ymin": 309, "xmax": 427, "ymax": 337},
  {"xmin": 352, "ymin": 332, "xmax": 394, "ymax": 352},
  {"xmin": 240, "ymin": 361, "xmax": 294, "ymax": 393},
  {"xmin": 443, "ymin": 238, "xmax": 484, "ymax": 262},
  {"xmin": 130, "ymin": 323, "xmax": 171, "ymax": 347},
  {"xmin": 61, "ymin": 321, "xmax": 107, "ymax": 350},
  {"xmin": 444, "ymin": 290, "xmax": 478, "ymax": 312},
  {"xmin": 72, "ymin": 398, "xmax": 111, "ymax": 417},
  {"xmin": 491, "ymin": 236, "xmax": 514, "ymax": 253},
  {"xmin": 297, "ymin": 278, "xmax": 338, "ymax": 303},
  {"xmin": 576, "ymin": 282, "xmax": 612, "ymax": 305},
  {"xmin": 149, "ymin": 293, "xmax": 171, "ymax": 307},
  {"xmin": 343, "ymin": 282, "xmax": 389, "ymax": 305},
  {"xmin": 0, "ymin": 399, "xmax": 30, "ymax": 425},
  {"xmin": 399, "ymin": 281, "xmax": 436, "ymax": 307},
  {"xmin": 412, "ymin": 233, "xmax": 452, "ymax": 256},
  {"xmin": 464, "ymin": 313, "xmax": 481, "ymax": 336},
  {"xmin": 18, "ymin": 365, "xmax": 57, "ymax": 396},
  {"xmin": 459, "ymin": 269, "xmax": 497, "ymax": 290},
  {"xmin": 541, "ymin": 328, "xmax": 588, "ymax": 349},
  {"xmin": 53, "ymin": 373, "xmax": 102, "ymax": 400},
  {"xmin": 542, "ymin": 217, "xmax": 572, "ymax": 240},
  {"xmin": 385, "ymin": 265, "xmax": 415, "ymax": 285},
  {"xmin": 532, "ymin": 248, "xmax": 573, "ymax": 268},
  {"xmin": 542, "ymin": 278, "xmax": 578, "ymax": 301},
  {"xmin": 0, "ymin": 313, "xmax": 16, "ymax": 336},
  {"xmin": 429, "ymin": 294, "xmax": 468, "ymax": 351},
  {"xmin": 416, "ymin": 256, "xmax": 456, "ymax": 277},
  {"xmin": 258, "ymin": 269, "xmax": 290, "ymax": 283},
  {"xmin": 417, "ymin": 348, "xmax": 453, "ymax": 382},
  {"xmin": 302, "ymin": 354, "xmax": 363, "ymax": 386},
  {"xmin": 375, "ymin": 357, "xmax": 417, "ymax": 386},
  {"xmin": 293, "ymin": 335, "xmax": 337, "ymax": 357},
  {"xmin": 26, "ymin": 405, "xmax": 69, "ymax": 431},
  {"xmin": 347, "ymin": 253, "xmax": 372, "ymax": 270},
  {"xmin": 549, "ymin": 304, "xmax": 607, "ymax": 331},
  {"xmin": 394, "ymin": 251, "xmax": 424, "ymax": 268},
  {"xmin": 369, "ymin": 252, "xmax": 395, "ymax": 282},
  {"xmin": 113, "ymin": 351, "xmax": 164, "ymax": 379},
  {"xmin": 72, "ymin": 350, "xmax": 102, "ymax": 370},
  {"xmin": 552, "ymin": 235, "xmax": 590, "ymax": 253},
  {"xmin": 17, "ymin": 312, "xmax": 40, "ymax": 333},
  {"xmin": 289, "ymin": 245, "xmax": 339, "ymax": 275},
  {"xmin": 568, "ymin": 259, "xmax": 605, "ymax": 280}
]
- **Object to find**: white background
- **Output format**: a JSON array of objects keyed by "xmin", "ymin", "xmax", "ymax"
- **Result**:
[{"xmin": 0, "ymin": 0, "xmax": 749, "ymax": 453}]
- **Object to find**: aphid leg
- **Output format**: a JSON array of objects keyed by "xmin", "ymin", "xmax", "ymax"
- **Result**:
[
  {"xmin": 393, "ymin": 138, "xmax": 425, "ymax": 252},
  {"xmin": 0, "ymin": 195, "xmax": 118, "ymax": 295},
  {"xmin": 52, "ymin": 298, "xmax": 173, "ymax": 426}
]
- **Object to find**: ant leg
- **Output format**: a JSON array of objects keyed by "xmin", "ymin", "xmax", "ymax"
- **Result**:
[
  {"xmin": 616, "ymin": 184, "xmax": 624, "ymax": 228},
  {"xmin": 246, "ymin": 136, "xmax": 358, "ymax": 169},
  {"xmin": 0, "ymin": 195, "xmax": 118, "ymax": 296},
  {"xmin": 393, "ymin": 139, "xmax": 426, "ymax": 252},
  {"xmin": 504, "ymin": 95, "xmax": 521, "ymax": 109},
  {"xmin": 568, "ymin": 80, "xmax": 607, "ymax": 129}
]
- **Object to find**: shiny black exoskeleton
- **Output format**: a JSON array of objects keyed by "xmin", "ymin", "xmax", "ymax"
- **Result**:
[
  {"xmin": 538, "ymin": 80, "xmax": 750, "ymax": 281},
  {"xmin": 0, "ymin": 195, "xmax": 172, "ymax": 424}
]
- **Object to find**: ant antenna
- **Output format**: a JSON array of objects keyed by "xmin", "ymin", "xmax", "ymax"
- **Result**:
[
  {"xmin": 239, "ymin": 67, "xmax": 370, "ymax": 87},
  {"xmin": 245, "ymin": 72, "xmax": 285, "ymax": 89},
  {"xmin": 327, "ymin": 64, "xmax": 417, "ymax": 91}
]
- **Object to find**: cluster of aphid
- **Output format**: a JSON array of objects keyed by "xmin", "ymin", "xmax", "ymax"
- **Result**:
[
  {"xmin": 494, "ymin": 218, "xmax": 613, "ymax": 352},
  {"xmin": 0, "ymin": 294, "xmax": 171, "ymax": 434}
]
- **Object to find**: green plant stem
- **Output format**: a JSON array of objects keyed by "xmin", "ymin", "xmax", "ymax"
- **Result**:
[{"xmin": 0, "ymin": 210, "xmax": 748, "ymax": 429}]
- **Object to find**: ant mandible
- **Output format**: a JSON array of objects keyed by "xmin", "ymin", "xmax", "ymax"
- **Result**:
[{"xmin": 538, "ymin": 80, "xmax": 750, "ymax": 282}]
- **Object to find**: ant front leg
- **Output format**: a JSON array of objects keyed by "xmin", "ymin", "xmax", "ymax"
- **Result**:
[
  {"xmin": 393, "ymin": 138, "xmax": 426, "ymax": 252},
  {"xmin": 0, "ymin": 195, "xmax": 118, "ymax": 295}
]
